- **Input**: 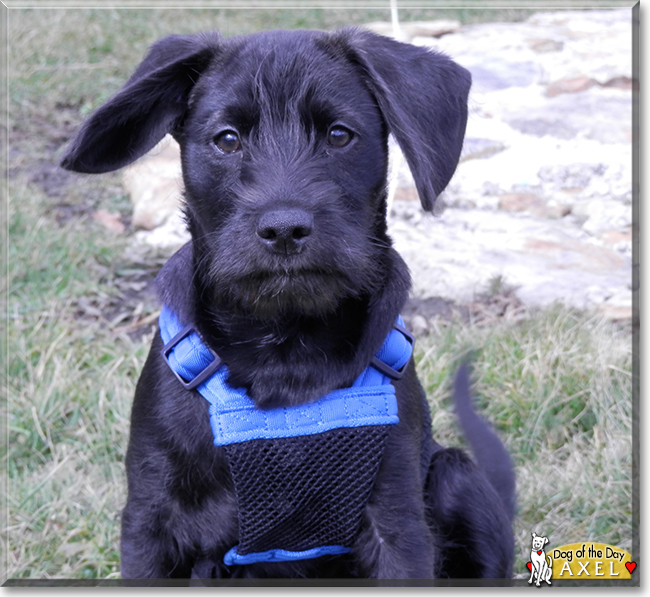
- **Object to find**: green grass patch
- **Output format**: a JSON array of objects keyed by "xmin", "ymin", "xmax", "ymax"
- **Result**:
[
  {"xmin": 6, "ymin": 181, "xmax": 151, "ymax": 579},
  {"xmin": 416, "ymin": 309, "xmax": 633, "ymax": 575}
]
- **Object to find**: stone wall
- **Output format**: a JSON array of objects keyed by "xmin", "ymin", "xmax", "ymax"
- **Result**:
[{"xmin": 384, "ymin": 7, "xmax": 633, "ymax": 320}]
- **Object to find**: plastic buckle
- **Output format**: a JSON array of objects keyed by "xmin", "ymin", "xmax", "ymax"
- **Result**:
[
  {"xmin": 370, "ymin": 323, "xmax": 415, "ymax": 381},
  {"xmin": 161, "ymin": 325, "xmax": 222, "ymax": 390}
]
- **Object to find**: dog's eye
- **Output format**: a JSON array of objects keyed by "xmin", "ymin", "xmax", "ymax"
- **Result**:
[
  {"xmin": 213, "ymin": 130, "xmax": 241, "ymax": 153},
  {"xmin": 327, "ymin": 126, "xmax": 353, "ymax": 148}
]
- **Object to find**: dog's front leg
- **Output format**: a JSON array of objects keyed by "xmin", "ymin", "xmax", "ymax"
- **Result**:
[
  {"xmin": 540, "ymin": 562, "xmax": 549, "ymax": 586},
  {"xmin": 120, "ymin": 497, "xmax": 191, "ymax": 579},
  {"xmin": 356, "ymin": 504, "xmax": 434, "ymax": 579},
  {"xmin": 527, "ymin": 562, "xmax": 536, "ymax": 584},
  {"xmin": 354, "ymin": 428, "xmax": 434, "ymax": 579}
]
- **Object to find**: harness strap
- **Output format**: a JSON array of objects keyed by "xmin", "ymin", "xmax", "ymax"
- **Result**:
[
  {"xmin": 158, "ymin": 307, "xmax": 414, "ymax": 566},
  {"xmin": 159, "ymin": 307, "xmax": 413, "ymax": 445}
]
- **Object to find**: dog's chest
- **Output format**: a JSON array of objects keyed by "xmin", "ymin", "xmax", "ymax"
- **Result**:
[{"xmin": 159, "ymin": 305, "xmax": 412, "ymax": 565}]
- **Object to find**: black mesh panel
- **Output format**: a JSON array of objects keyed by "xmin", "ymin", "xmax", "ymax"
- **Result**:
[{"xmin": 223, "ymin": 425, "xmax": 390, "ymax": 556}]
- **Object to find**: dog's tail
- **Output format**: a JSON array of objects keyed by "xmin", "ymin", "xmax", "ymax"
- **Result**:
[{"xmin": 453, "ymin": 363, "xmax": 516, "ymax": 520}]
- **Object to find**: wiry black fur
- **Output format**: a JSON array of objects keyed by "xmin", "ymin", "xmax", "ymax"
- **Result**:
[{"xmin": 61, "ymin": 27, "xmax": 514, "ymax": 581}]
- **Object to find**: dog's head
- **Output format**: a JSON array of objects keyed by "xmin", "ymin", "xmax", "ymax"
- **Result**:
[
  {"xmin": 531, "ymin": 532, "xmax": 549, "ymax": 551},
  {"xmin": 62, "ymin": 28, "xmax": 470, "ymax": 319}
]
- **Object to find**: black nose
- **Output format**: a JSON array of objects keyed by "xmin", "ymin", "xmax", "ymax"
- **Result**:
[{"xmin": 257, "ymin": 209, "xmax": 313, "ymax": 255}]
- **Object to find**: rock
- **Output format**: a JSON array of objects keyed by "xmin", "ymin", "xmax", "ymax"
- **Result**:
[
  {"xmin": 92, "ymin": 210, "xmax": 125, "ymax": 234},
  {"xmin": 408, "ymin": 314, "xmax": 429, "ymax": 336},
  {"xmin": 401, "ymin": 297, "xmax": 467, "ymax": 332},
  {"xmin": 603, "ymin": 76, "xmax": 635, "ymax": 90},
  {"xmin": 500, "ymin": 87, "xmax": 631, "ymax": 144},
  {"xmin": 362, "ymin": 21, "xmax": 408, "ymax": 41},
  {"xmin": 545, "ymin": 76, "xmax": 597, "ymax": 97},
  {"xmin": 598, "ymin": 228, "xmax": 632, "ymax": 248},
  {"xmin": 572, "ymin": 198, "xmax": 632, "ymax": 235},
  {"xmin": 393, "ymin": 186, "xmax": 420, "ymax": 203},
  {"xmin": 122, "ymin": 135, "xmax": 183, "ymax": 230},
  {"xmin": 388, "ymin": 207, "xmax": 631, "ymax": 317},
  {"xmin": 414, "ymin": 8, "xmax": 631, "ymax": 87},
  {"xmin": 460, "ymin": 137, "xmax": 506, "ymax": 161},
  {"xmin": 597, "ymin": 303, "xmax": 633, "ymax": 322},
  {"xmin": 538, "ymin": 163, "xmax": 607, "ymax": 192},
  {"xmin": 389, "ymin": 199, "xmax": 424, "ymax": 224},
  {"xmin": 545, "ymin": 203, "xmax": 573, "ymax": 219},
  {"xmin": 497, "ymin": 193, "xmax": 570, "ymax": 219},
  {"xmin": 132, "ymin": 210, "xmax": 190, "ymax": 251},
  {"xmin": 400, "ymin": 20, "xmax": 461, "ymax": 39},
  {"xmin": 364, "ymin": 20, "xmax": 460, "ymax": 41},
  {"xmin": 498, "ymin": 192, "xmax": 543, "ymax": 212},
  {"xmin": 453, "ymin": 56, "xmax": 542, "ymax": 93},
  {"xmin": 527, "ymin": 38, "xmax": 564, "ymax": 53}
]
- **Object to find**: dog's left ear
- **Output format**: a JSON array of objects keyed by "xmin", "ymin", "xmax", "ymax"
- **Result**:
[{"xmin": 335, "ymin": 29, "xmax": 471, "ymax": 211}]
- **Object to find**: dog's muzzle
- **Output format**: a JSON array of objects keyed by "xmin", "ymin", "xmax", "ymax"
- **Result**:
[{"xmin": 159, "ymin": 306, "xmax": 414, "ymax": 565}]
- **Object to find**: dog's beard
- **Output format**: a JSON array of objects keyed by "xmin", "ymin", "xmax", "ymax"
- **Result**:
[
  {"xmin": 199, "ymin": 219, "xmax": 385, "ymax": 320},
  {"xmin": 221, "ymin": 269, "xmax": 364, "ymax": 319}
]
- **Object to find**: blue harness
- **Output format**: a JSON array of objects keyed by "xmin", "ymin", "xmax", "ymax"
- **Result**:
[{"xmin": 159, "ymin": 306, "xmax": 414, "ymax": 566}]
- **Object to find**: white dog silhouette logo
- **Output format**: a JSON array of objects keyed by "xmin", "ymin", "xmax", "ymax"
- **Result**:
[{"xmin": 528, "ymin": 532, "xmax": 553, "ymax": 586}]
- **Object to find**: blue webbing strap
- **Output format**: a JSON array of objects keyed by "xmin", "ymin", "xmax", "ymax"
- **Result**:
[
  {"xmin": 159, "ymin": 307, "xmax": 413, "ymax": 446},
  {"xmin": 224, "ymin": 545, "xmax": 350, "ymax": 566},
  {"xmin": 158, "ymin": 306, "xmax": 414, "ymax": 565}
]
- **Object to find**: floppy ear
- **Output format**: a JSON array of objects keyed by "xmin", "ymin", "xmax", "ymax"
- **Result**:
[
  {"xmin": 60, "ymin": 32, "xmax": 220, "ymax": 174},
  {"xmin": 336, "ymin": 28, "xmax": 471, "ymax": 211}
]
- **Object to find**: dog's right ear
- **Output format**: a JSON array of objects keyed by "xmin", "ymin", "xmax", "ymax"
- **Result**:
[{"xmin": 60, "ymin": 33, "xmax": 220, "ymax": 174}]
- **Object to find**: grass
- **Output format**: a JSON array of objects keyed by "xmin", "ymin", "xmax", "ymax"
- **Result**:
[
  {"xmin": 8, "ymin": 6, "xmax": 535, "ymax": 111},
  {"xmin": 4, "ymin": 6, "xmax": 634, "ymax": 583},
  {"xmin": 415, "ymin": 307, "xmax": 633, "ymax": 575},
  {"xmin": 6, "ymin": 181, "xmax": 148, "ymax": 579}
]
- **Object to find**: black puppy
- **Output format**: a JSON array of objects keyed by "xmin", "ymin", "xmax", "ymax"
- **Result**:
[{"xmin": 62, "ymin": 28, "xmax": 514, "ymax": 581}]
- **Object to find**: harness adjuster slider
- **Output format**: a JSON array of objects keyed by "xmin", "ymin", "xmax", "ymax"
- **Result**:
[
  {"xmin": 370, "ymin": 323, "xmax": 415, "ymax": 380},
  {"xmin": 161, "ymin": 325, "xmax": 222, "ymax": 390}
]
